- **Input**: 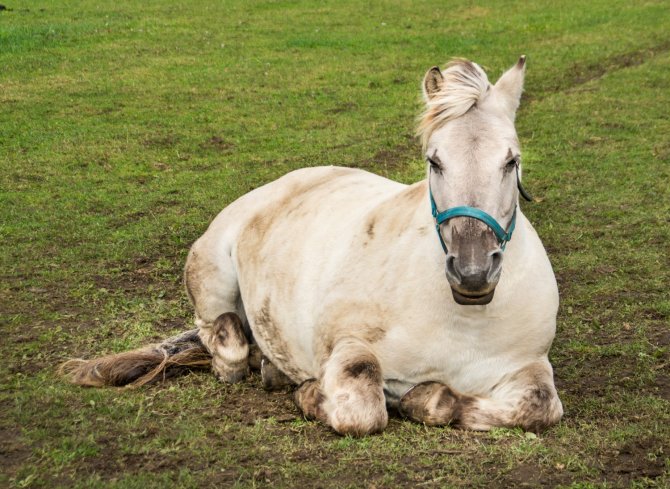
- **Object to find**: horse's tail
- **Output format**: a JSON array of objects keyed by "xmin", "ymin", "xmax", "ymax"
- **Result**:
[{"xmin": 59, "ymin": 329, "xmax": 212, "ymax": 387}]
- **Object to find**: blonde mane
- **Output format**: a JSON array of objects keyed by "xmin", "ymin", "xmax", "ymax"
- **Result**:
[{"xmin": 417, "ymin": 59, "xmax": 491, "ymax": 148}]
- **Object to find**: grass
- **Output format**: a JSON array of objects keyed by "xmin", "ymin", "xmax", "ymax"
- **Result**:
[{"xmin": 1, "ymin": 0, "xmax": 669, "ymax": 487}]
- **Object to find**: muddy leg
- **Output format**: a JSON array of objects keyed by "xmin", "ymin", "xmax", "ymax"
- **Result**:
[
  {"xmin": 247, "ymin": 343, "xmax": 294, "ymax": 390},
  {"xmin": 261, "ymin": 357, "xmax": 294, "ymax": 390},
  {"xmin": 295, "ymin": 337, "xmax": 387, "ymax": 436},
  {"xmin": 248, "ymin": 344, "xmax": 262, "ymax": 370},
  {"xmin": 399, "ymin": 382, "xmax": 477, "ymax": 426},
  {"xmin": 294, "ymin": 379, "xmax": 327, "ymax": 423},
  {"xmin": 198, "ymin": 313, "xmax": 249, "ymax": 383},
  {"xmin": 185, "ymin": 238, "xmax": 252, "ymax": 383},
  {"xmin": 399, "ymin": 361, "xmax": 563, "ymax": 432}
]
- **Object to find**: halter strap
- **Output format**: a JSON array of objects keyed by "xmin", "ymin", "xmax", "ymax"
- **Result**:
[
  {"xmin": 429, "ymin": 189, "xmax": 517, "ymax": 254},
  {"xmin": 428, "ymin": 163, "xmax": 532, "ymax": 254}
]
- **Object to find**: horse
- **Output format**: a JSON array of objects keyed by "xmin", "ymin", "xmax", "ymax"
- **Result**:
[{"xmin": 61, "ymin": 56, "xmax": 563, "ymax": 436}]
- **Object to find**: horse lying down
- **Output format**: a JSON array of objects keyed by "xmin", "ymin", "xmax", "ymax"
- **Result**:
[{"xmin": 62, "ymin": 56, "xmax": 563, "ymax": 436}]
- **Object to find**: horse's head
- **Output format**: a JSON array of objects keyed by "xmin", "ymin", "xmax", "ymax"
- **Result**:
[{"xmin": 419, "ymin": 57, "xmax": 527, "ymax": 306}]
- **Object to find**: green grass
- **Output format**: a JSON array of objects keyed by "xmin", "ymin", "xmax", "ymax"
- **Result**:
[{"xmin": 1, "ymin": 0, "xmax": 669, "ymax": 487}]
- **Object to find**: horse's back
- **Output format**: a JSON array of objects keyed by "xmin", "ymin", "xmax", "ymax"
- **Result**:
[{"xmin": 204, "ymin": 166, "xmax": 402, "ymax": 243}]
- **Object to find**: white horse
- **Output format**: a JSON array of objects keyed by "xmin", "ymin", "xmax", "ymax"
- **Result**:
[{"xmin": 63, "ymin": 57, "xmax": 563, "ymax": 436}]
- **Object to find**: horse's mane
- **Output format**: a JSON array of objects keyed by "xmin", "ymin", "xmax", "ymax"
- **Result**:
[{"xmin": 417, "ymin": 59, "xmax": 490, "ymax": 148}]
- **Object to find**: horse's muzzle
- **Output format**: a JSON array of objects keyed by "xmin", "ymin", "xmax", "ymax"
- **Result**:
[{"xmin": 445, "ymin": 249, "xmax": 503, "ymax": 306}]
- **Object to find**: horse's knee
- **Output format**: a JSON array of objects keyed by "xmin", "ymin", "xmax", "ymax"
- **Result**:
[
  {"xmin": 298, "ymin": 338, "xmax": 388, "ymax": 436},
  {"xmin": 329, "ymin": 399, "xmax": 388, "ymax": 436},
  {"xmin": 323, "ymin": 348, "xmax": 388, "ymax": 436},
  {"xmin": 199, "ymin": 312, "xmax": 249, "ymax": 383},
  {"xmin": 296, "ymin": 374, "xmax": 388, "ymax": 436},
  {"xmin": 295, "ymin": 379, "xmax": 388, "ymax": 436},
  {"xmin": 513, "ymin": 384, "xmax": 563, "ymax": 432},
  {"xmin": 325, "ymin": 378, "xmax": 388, "ymax": 436}
]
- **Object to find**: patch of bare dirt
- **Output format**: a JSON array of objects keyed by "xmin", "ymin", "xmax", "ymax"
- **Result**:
[
  {"xmin": 83, "ymin": 437, "xmax": 203, "ymax": 479},
  {"xmin": 550, "ymin": 257, "xmax": 669, "ymax": 405},
  {"xmin": 491, "ymin": 437, "xmax": 668, "ymax": 488},
  {"xmin": 492, "ymin": 462, "xmax": 575, "ymax": 488},
  {"xmin": 198, "ymin": 373, "xmax": 300, "ymax": 425},
  {"xmin": 600, "ymin": 437, "xmax": 668, "ymax": 485},
  {"xmin": 199, "ymin": 135, "xmax": 235, "ymax": 152},
  {"xmin": 91, "ymin": 254, "xmax": 184, "ymax": 296},
  {"xmin": 554, "ymin": 323, "xmax": 668, "ymax": 400},
  {"xmin": 0, "ymin": 423, "xmax": 32, "ymax": 481},
  {"xmin": 153, "ymin": 317, "xmax": 190, "ymax": 335},
  {"xmin": 325, "ymin": 101, "xmax": 357, "ymax": 114},
  {"xmin": 2, "ymin": 251, "xmax": 190, "ymax": 381},
  {"xmin": 142, "ymin": 133, "xmax": 180, "ymax": 149}
]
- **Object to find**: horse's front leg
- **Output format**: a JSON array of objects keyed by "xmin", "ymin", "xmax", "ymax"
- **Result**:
[
  {"xmin": 399, "ymin": 361, "xmax": 563, "ymax": 433},
  {"xmin": 294, "ymin": 337, "xmax": 388, "ymax": 436}
]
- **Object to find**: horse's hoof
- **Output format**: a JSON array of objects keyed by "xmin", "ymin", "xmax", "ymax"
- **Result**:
[
  {"xmin": 248, "ymin": 344, "xmax": 263, "ymax": 371},
  {"xmin": 212, "ymin": 359, "xmax": 248, "ymax": 384},
  {"xmin": 399, "ymin": 381, "xmax": 458, "ymax": 425},
  {"xmin": 294, "ymin": 379, "xmax": 326, "ymax": 422},
  {"xmin": 261, "ymin": 357, "xmax": 293, "ymax": 391}
]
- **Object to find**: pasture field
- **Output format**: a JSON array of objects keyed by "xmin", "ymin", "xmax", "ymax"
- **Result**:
[{"xmin": 1, "ymin": 1, "xmax": 669, "ymax": 487}]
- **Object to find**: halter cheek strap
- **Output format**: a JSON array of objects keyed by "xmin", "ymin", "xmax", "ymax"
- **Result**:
[
  {"xmin": 429, "ymin": 190, "xmax": 517, "ymax": 253},
  {"xmin": 430, "ymin": 165, "xmax": 531, "ymax": 254}
]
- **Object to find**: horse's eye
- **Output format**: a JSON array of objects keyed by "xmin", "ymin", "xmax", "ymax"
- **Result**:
[
  {"xmin": 428, "ymin": 158, "xmax": 442, "ymax": 172},
  {"xmin": 505, "ymin": 157, "xmax": 518, "ymax": 172}
]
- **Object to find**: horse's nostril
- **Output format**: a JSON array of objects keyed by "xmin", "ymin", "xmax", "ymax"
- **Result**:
[
  {"xmin": 488, "ymin": 249, "xmax": 503, "ymax": 282},
  {"xmin": 445, "ymin": 254, "xmax": 461, "ymax": 282}
]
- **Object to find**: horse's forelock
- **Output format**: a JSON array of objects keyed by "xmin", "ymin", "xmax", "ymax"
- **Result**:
[{"xmin": 417, "ymin": 59, "xmax": 490, "ymax": 148}]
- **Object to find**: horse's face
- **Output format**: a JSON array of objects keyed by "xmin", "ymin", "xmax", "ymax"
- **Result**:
[{"xmin": 422, "ymin": 58, "xmax": 526, "ymax": 305}]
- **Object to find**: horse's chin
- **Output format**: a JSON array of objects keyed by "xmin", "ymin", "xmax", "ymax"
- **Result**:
[{"xmin": 450, "ymin": 288, "xmax": 495, "ymax": 306}]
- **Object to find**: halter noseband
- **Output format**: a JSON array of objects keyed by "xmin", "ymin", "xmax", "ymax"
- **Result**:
[{"xmin": 429, "ymin": 165, "xmax": 532, "ymax": 254}]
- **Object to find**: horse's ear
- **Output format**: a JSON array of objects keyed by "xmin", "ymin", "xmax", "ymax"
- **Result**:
[
  {"xmin": 493, "ymin": 55, "xmax": 526, "ymax": 119},
  {"xmin": 422, "ymin": 66, "xmax": 444, "ymax": 101}
]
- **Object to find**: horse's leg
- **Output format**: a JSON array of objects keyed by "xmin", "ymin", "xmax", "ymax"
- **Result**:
[
  {"xmin": 197, "ymin": 312, "xmax": 249, "ymax": 383},
  {"xmin": 185, "ymin": 241, "xmax": 250, "ymax": 383},
  {"xmin": 261, "ymin": 356, "xmax": 294, "ymax": 391},
  {"xmin": 294, "ymin": 337, "xmax": 387, "ymax": 436},
  {"xmin": 399, "ymin": 361, "xmax": 563, "ymax": 433}
]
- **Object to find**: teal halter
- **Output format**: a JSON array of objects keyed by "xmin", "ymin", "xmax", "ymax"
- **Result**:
[{"xmin": 429, "ymin": 165, "xmax": 532, "ymax": 254}]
